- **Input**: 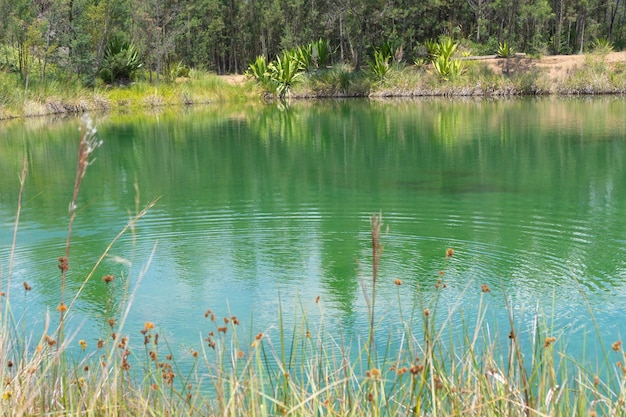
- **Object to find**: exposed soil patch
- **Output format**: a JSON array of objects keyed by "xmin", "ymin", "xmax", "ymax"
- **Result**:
[{"xmin": 476, "ymin": 51, "xmax": 626, "ymax": 81}]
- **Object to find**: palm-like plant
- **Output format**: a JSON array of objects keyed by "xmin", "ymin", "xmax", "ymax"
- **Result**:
[
  {"xmin": 99, "ymin": 34, "xmax": 142, "ymax": 84},
  {"xmin": 268, "ymin": 51, "xmax": 303, "ymax": 99},
  {"xmin": 368, "ymin": 49, "xmax": 391, "ymax": 82},
  {"xmin": 427, "ymin": 37, "xmax": 466, "ymax": 81},
  {"xmin": 312, "ymin": 39, "xmax": 333, "ymax": 68},
  {"xmin": 496, "ymin": 41, "xmax": 514, "ymax": 58}
]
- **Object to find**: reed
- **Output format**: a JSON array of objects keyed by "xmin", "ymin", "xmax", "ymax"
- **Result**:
[{"xmin": 2, "ymin": 121, "xmax": 626, "ymax": 416}]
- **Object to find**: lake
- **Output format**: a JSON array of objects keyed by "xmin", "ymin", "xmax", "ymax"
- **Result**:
[{"xmin": 1, "ymin": 97, "xmax": 626, "ymax": 363}]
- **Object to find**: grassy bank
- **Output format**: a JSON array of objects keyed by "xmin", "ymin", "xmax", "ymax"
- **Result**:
[
  {"xmin": 1, "ymin": 51, "xmax": 626, "ymax": 120},
  {"xmin": 2, "ymin": 118, "xmax": 626, "ymax": 416},
  {"xmin": 0, "ymin": 69, "xmax": 262, "ymax": 121}
]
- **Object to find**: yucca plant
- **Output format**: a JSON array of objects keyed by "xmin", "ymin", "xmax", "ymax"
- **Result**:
[
  {"xmin": 268, "ymin": 51, "xmax": 303, "ymax": 99},
  {"xmin": 245, "ymin": 55, "xmax": 277, "ymax": 92},
  {"xmin": 427, "ymin": 37, "xmax": 466, "ymax": 81},
  {"xmin": 368, "ymin": 49, "xmax": 391, "ymax": 82},
  {"xmin": 99, "ymin": 34, "xmax": 142, "ymax": 85},
  {"xmin": 496, "ymin": 41, "xmax": 514, "ymax": 58},
  {"xmin": 311, "ymin": 39, "xmax": 333, "ymax": 68},
  {"xmin": 592, "ymin": 38, "xmax": 614, "ymax": 54},
  {"xmin": 424, "ymin": 38, "xmax": 441, "ymax": 62},
  {"xmin": 294, "ymin": 44, "xmax": 315, "ymax": 71}
]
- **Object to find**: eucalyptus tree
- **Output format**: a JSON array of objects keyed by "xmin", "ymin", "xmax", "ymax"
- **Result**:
[{"xmin": 132, "ymin": 0, "xmax": 182, "ymax": 80}]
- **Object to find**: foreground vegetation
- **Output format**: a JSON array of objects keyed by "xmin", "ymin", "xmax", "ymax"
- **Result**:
[{"xmin": 2, "ymin": 118, "xmax": 626, "ymax": 416}]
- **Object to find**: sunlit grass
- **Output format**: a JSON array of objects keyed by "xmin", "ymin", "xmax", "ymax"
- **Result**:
[{"xmin": 0, "ymin": 70, "xmax": 258, "ymax": 120}]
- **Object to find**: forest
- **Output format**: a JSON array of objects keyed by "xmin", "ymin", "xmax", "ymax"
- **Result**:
[{"xmin": 1, "ymin": 0, "xmax": 625, "ymax": 86}]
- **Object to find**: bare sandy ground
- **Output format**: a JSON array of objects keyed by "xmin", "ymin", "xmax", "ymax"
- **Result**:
[{"xmin": 473, "ymin": 51, "xmax": 626, "ymax": 81}]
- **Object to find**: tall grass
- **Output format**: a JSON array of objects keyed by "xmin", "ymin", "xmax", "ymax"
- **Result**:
[{"xmin": 2, "ymin": 120, "xmax": 626, "ymax": 416}]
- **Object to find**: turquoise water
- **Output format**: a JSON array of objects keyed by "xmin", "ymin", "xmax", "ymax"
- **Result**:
[{"xmin": 1, "ymin": 97, "xmax": 626, "ymax": 362}]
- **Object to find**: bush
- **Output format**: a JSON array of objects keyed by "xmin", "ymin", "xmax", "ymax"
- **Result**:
[{"xmin": 99, "ymin": 35, "xmax": 142, "ymax": 85}]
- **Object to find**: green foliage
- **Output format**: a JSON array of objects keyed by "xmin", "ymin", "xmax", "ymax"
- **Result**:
[
  {"xmin": 368, "ymin": 49, "xmax": 391, "ymax": 82},
  {"xmin": 294, "ymin": 44, "xmax": 314, "ymax": 71},
  {"xmin": 426, "ymin": 37, "xmax": 466, "ymax": 81},
  {"xmin": 268, "ymin": 50, "xmax": 303, "ymax": 99},
  {"xmin": 496, "ymin": 41, "xmax": 514, "ymax": 58},
  {"xmin": 166, "ymin": 61, "xmax": 190, "ymax": 81},
  {"xmin": 311, "ymin": 39, "xmax": 333, "ymax": 68},
  {"xmin": 99, "ymin": 35, "xmax": 142, "ymax": 84},
  {"xmin": 591, "ymin": 38, "xmax": 614, "ymax": 54},
  {"xmin": 294, "ymin": 39, "xmax": 334, "ymax": 71},
  {"xmin": 424, "ymin": 38, "xmax": 441, "ymax": 62}
]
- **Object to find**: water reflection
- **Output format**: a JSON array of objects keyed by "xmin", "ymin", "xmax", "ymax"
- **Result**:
[{"xmin": 1, "ymin": 97, "xmax": 626, "ymax": 358}]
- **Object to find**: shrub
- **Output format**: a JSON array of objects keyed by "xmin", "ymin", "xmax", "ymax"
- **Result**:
[{"xmin": 99, "ymin": 35, "xmax": 142, "ymax": 85}]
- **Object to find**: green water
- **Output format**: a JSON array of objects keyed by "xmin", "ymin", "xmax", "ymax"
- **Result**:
[{"xmin": 1, "ymin": 97, "xmax": 626, "ymax": 356}]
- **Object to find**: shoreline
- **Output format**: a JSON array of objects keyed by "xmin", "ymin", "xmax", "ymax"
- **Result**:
[{"xmin": 1, "ymin": 51, "xmax": 625, "ymax": 121}]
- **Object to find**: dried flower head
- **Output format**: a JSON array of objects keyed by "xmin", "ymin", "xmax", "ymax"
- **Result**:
[
  {"xmin": 445, "ymin": 248, "xmax": 454, "ymax": 258},
  {"xmin": 79, "ymin": 340, "xmax": 87, "ymax": 350},
  {"xmin": 23, "ymin": 282, "xmax": 32, "ymax": 291},
  {"xmin": 108, "ymin": 318, "xmax": 116, "ymax": 327},
  {"xmin": 58, "ymin": 257, "xmax": 69, "ymax": 272},
  {"xmin": 315, "ymin": 295, "xmax": 320, "ymax": 303},
  {"xmin": 57, "ymin": 302, "xmax": 68, "ymax": 312},
  {"xmin": 410, "ymin": 364, "xmax": 424, "ymax": 375},
  {"xmin": 394, "ymin": 278, "xmax": 402, "ymax": 286},
  {"xmin": 544, "ymin": 337, "xmax": 557, "ymax": 348},
  {"xmin": 217, "ymin": 326, "xmax": 227, "ymax": 333},
  {"xmin": 45, "ymin": 335, "xmax": 56, "ymax": 347},
  {"xmin": 368, "ymin": 368, "xmax": 381, "ymax": 379},
  {"xmin": 102, "ymin": 275, "xmax": 114, "ymax": 284},
  {"xmin": 204, "ymin": 309, "xmax": 212, "ymax": 318},
  {"xmin": 481, "ymin": 284, "xmax": 491, "ymax": 293},
  {"xmin": 424, "ymin": 308, "xmax": 430, "ymax": 317},
  {"xmin": 613, "ymin": 341, "xmax": 623, "ymax": 352}
]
